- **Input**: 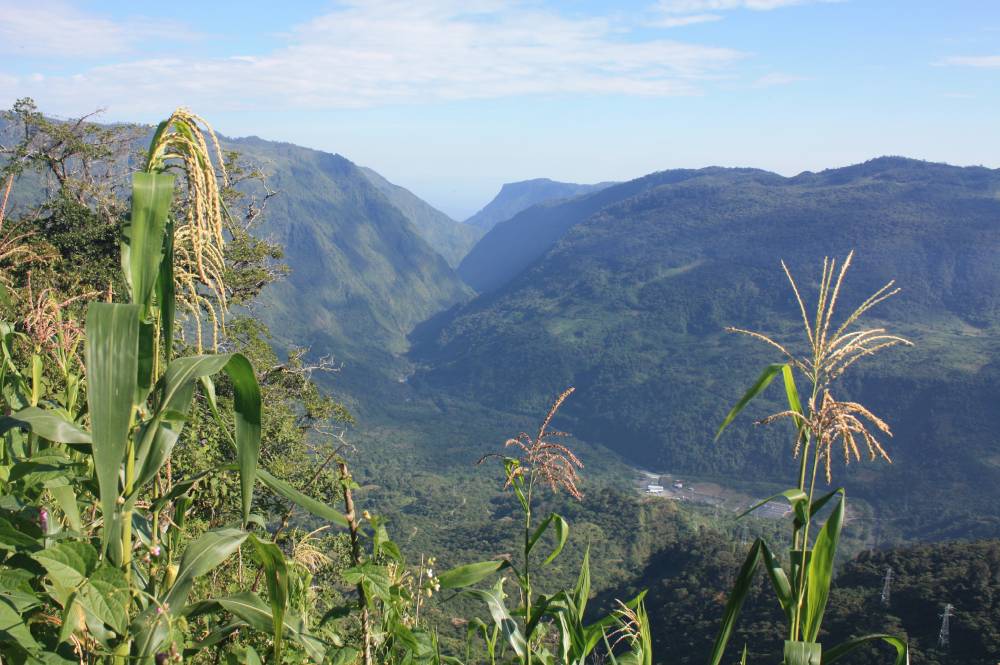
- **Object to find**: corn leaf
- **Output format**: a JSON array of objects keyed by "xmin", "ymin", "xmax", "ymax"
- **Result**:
[
  {"xmin": 439, "ymin": 559, "xmax": 509, "ymax": 589},
  {"xmin": 257, "ymin": 468, "xmax": 349, "ymax": 528},
  {"xmin": 249, "ymin": 535, "xmax": 289, "ymax": 663},
  {"xmin": 0, "ymin": 406, "xmax": 92, "ymax": 446},
  {"xmin": 822, "ymin": 634, "xmax": 908, "ymax": 665},
  {"xmin": 85, "ymin": 302, "xmax": 141, "ymax": 558},
  {"xmin": 708, "ymin": 539, "xmax": 763, "ymax": 665},
  {"xmin": 804, "ymin": 490, "xmax": 845, "ymax": 642},
  {"xmin": 527, "ymin": 512, "xmax": 569, "ymax": 565},
  {"xmin": 715, "ymin": 363, "xmax": 786, "ymax": 441},
  {"xmin": 124, "ymin": 172, "xmax": 175, "ymax": 317}
]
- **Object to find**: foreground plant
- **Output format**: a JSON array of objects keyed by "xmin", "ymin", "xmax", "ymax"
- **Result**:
[
  {"xmin": 439, "ymin": 389, "xmax": 652, "ymax": 665},
  {"xmin": 0, "ymin": 109, "xmax": 351, "ymax": 663},
  {"xmin": 712, "ymin": 252, "xmax": 911, "ymax": 665}
]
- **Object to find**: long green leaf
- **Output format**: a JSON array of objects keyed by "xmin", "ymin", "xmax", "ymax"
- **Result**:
[
  {"xmin": 158, "ymin": 218, "xmax": 176, "ymax": 361},
  {"xmin": 707, "ymin": 539, "xmax": 763, "ymax": 665},
  {"xmin": 822, "ymin": 634, "xmax": 908, "ymax": 665},
  {"xmin": 249, "ymin": 535, "xmax": 289, "ymax": 663},
  {"xmin": 165, "ymin": 528, "xmax": 248, "ymax": 613},
  {"xmin": 257, "ymin": 468, "xmax": 348, "ymax": 528},
  {"xmin": 737, "ymin": 488, "xmax": 807, "ymax": 523},
  {"xmin": 804, "ymin": 490, "xmax": 845, "ymax": 642},
  {"xmin": 85, "ymin": 302, "xmax": 141, "ymax": 558},
  {"xmin": 760, "ymin": 541, "xmax": 793, "ymax": 621},
  {"xmin": 463, "ymin": 578, "xmax": 526, "ymax": 660},
  {"xmin": 716, "ymin": 363, "xmax": 786, "ymax": 441},
  {"xmin": 134, "ymin": 353, "xmax": 261, "ymax": 526},
  {"xmin": 0, "ymin": 406, "xmax": 92, "ymax": 445},
  {"xmin": 438, "ymin": 559, "xmax": 509, "ymax": 589},
  {"xmin": 527, "ymin": 512, "xmax": 569, "ymax": 565},
  {"xmin": 573, "ymin": 547, "xmax": 591, "ymax": 621},
  {"xmin": 124, "ymin": 172, "xmax": 174, "ymax": 315}
]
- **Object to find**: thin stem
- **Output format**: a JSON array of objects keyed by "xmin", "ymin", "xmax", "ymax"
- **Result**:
[
  {"xmin": 339, "ymin": 460, "xmax": 373, "ymax": 665},
  {"xmin": 523, "ymin": 471, "xmax": 535, "ymax": 665}
]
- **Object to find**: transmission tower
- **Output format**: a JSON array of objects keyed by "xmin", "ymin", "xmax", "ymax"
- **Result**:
[
  {"xmin": 880, "ymin": 567, "xmax": 893, "ymax": 606},
  {"xmin": 938, "ymin": 603, "xmax": 953, "ymax": 648}
]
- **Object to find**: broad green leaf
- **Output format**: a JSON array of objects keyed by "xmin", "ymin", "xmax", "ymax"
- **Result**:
[
  {"xmin": 165, "ymin": 528, "xmax": 248, "ymax": 613},
  {"xmin": 804, "ymin": 490, "xmax": 845, "ymax": 642},
  {"xmin": 135, "ymin": 528, "xmax": 248, "ymax": 658},
  {"xmin": 822, "ymin": 634, "xmax": 908, "ymax": 665},
  {"xmin": 33, "ymin": 541, "xmax": 99, "ymax": 603},
  {"xmin": 737, "ymin": 488, "xmax": 808, "ymax": 524},
  {"xmin": 85, "ymin": 302, "xmax": 141, "ymax": 558},
  {"xmin": 249, "ymin": 534, "xmax": 289, "ymax": 663},
  {"xmin": 708, "ymin": 539, "xmax": 763, "ymax": 665},
  {"xmin": 716, "ymin": 363, "xmax": 786, "ymax": 441},
  {"xmin": 784, "ymin": 641, "xmax": 822, "ymax": 665},
  {"xmin": 0, "ymin": 595, "xmax": 40, "ymax": 651},
  {"xmin": 0, "ymin": 516, "xmax": 40, "ymax": 552},
  {"xmin": 77, "ymin": 564, "xmax": 130, "ymax": 635},
  {"xmin": 212, "ymin": 592, "xmax": 328, "ymax": 662},
  {"xmin": 527, "ymin": 513, "xmax": 569, "ymax": 566},
  {"xmin": 760, "ymin": 541, "xmax": 793, "ymax": 621},
  {"xmin": 438, "ymin": 559, "xmax": 509, "ymax": 589},
  {"xmin": 124, "ymin": 172, "xmax": 174, "ymax": 316},
  {"xmin": 46, "ymin": 480, "xmax": 83, "ymax": 532},
  {"xmin": 572, "ymin": 547, "xmax": 591, "ymax": 621},
  {"xmin": 463, "ymin": 578, "xmax": 526, "ymax": 659},
  {"xmin": 135, "ymin": 353, "xmax": 260, "ymax": 526},
  {"xmin": 0, "ymin": 406, "xmax": 92, "ymax": 446},
  {"xmin": 257, "ymin": 468, "xmax": 348, "ymax": 528}
]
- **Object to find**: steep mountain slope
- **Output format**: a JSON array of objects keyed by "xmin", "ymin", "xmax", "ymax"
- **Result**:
[
  {"xmin": 411, "ymin": 158, "xmax": 1000, "ymax": 536},
  {"xmin": 457, "ymin": 171, "xmax": 702, "ymax": 292},
  {"xmin": 226, "ymin": 137, "xmax": 471, "ymax": 379},
  {"xmin": 359, "ymin": 166, "xmax": 481, "ymax": 267},
  {"xmin": 463, "ymin": 178, "xmax": 613, "ymax": 233}
]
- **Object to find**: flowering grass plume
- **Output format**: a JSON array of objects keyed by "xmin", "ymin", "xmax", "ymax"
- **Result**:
[
  {"xmin": 480, "ymin": 387, "xmax": 584, "ymax": 500},
  {"xmin": 729, "ymin": 251, "xmax": 912, "ymax": 481},
  {"xmin": 146, "ymin": 108, "xmax": 230, "ymax": 351}
]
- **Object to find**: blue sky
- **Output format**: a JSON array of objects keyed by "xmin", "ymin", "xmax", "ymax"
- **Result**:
[{"xmin": 2, "ymin": 1, "xmax": 998, "ymax": 218}]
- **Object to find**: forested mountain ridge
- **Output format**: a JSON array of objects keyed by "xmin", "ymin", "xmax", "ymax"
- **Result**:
[
  {"xmin": 411, "ymin": 157, "xmax": 1000, "ymax": 538},
  {"xmin": 463, "ymin": 177, "xmax": 612, "ymax": 234},
  {"xmin": 220, "ymin": 136, "xmax": 473, "ymax": 381},
  {"xmin": 456, "ymin": 169, "xmax": 722, "ymax": 292}
]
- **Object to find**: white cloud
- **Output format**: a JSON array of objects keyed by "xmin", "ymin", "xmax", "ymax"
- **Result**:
[
  {"xmin": 0, "ymin": 0, "xmax": 748, "ymax": 114},
  {"xmin": 0, "ymin": 1, "xmax": 194, "ymax": 58},
  {"xmin": 940, "ymin": 55, "xmax": 1000, "ymax": 68},
  {"xmin": 753, "ymin": 72, "xmax": 807, "ymax": 87},
  {"xmin": 654, "ymin": 0, "xmax": 810, "ymax": 14},
  {"xmin": 650, "ymin": 13, "xmax": 724, "ymax": 27}
]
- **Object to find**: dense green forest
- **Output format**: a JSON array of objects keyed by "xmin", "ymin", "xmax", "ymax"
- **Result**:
[
  {"xmin": 411, "ymin": 159, "xmax": 1000, "ymax": 541},
  {"xmin": 0, "ymin": 101, "xmax": 997, "ymax": 664}
]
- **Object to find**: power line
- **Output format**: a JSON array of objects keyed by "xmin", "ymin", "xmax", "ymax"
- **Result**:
[
  {"xmin": 938, "ymin": 603, "xmax": 953, "ymax": 649},
  {"xmin": 880, "ymin": 566, "xmax": 893, "ymax": 607}
]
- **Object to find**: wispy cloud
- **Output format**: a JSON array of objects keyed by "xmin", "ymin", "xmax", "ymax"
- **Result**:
[
  {"xmin": 650, "ymin": 0, "xmax": 824, "ymax": 25},
  {"xmin": 0, "ymin": 1, "xmax": 195, "ymax": 58},
  {"xmin": 0, "ymin": 0, "xmax": 748, "ymax": 114},
  {"xmin": 940, "ymin": 55, "xmax": 1000, "ymax": 68},
  {"xmin": 650, "ymin": 13, "xmax": 724, "ymax": 28}
]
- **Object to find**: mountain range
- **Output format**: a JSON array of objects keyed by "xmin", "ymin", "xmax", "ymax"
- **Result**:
[{"xmin": 410, "ymin": 157, "xmax": 1000, "ymax": 538}]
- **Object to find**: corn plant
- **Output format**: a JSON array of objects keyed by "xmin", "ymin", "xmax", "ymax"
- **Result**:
[
  {"xmin": 439, "ymin": 388, "xmax": 652, "ymax": 665},
  {"xmin": 710, "ymin": 252, "xmax": 910, "ymax": 665},
  {"xmin": 0, "ymin": 110, "xmax": 351, "ymax": 663}
]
